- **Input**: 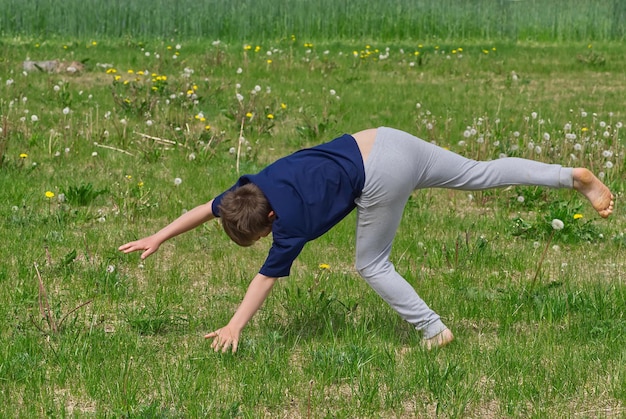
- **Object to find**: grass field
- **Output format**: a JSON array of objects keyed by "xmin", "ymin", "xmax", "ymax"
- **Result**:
[{"xmin": 1, "ymin": 31, "xmax": 626, "ymax": 417}]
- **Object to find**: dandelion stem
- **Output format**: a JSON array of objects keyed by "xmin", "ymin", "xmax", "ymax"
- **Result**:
[{"xmin": 531, "ymin": 230, "xmax": 555, "ymax": 289}]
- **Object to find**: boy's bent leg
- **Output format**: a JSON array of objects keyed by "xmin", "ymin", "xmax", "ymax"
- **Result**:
[{"xmin": 355, "ymin": 132, "xmax": 448, "ymax": 339}]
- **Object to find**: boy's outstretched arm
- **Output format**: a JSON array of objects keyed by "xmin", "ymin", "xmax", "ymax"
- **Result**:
[
  {"xmin": 205, "ymin": 273, "xmax": 277, "ymax": 353},
  {"xmin": 118, "ymin": 199, "xmax": 216, "ymax": 259}
]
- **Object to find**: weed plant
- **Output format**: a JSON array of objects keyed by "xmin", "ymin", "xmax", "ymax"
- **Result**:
[{"xmin": 1, "ymin": 37, "xmax": 626, "ymax": 416}]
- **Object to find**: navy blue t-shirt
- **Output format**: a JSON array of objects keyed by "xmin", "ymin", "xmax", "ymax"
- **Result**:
[{"xmin": 212, "ymin": 134, "xmax": 365, "ymax": 278}]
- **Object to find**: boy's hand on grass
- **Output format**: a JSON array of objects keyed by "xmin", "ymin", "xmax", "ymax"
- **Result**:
[
  {"xmin": 118, "ymin": 235, "xmax": 162, "ymax": 259},
  {"xmin": 205, "ymin": 326, "xmax": 240, "ymax": 353}
]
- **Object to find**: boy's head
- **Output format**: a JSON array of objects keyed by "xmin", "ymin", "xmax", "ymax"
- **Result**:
[{"xmin": 218, "ymin": 183, "xmax": 274, "ymax": 247}]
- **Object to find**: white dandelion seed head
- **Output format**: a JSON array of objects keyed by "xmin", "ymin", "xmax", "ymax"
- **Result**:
[
  {"xmin": 92, "ymin": 151, "xmax": 98, "ymax": 157},
  {"xmin": 528, "ymin": 142, "xmax": 535, "ymax": 150},
  {"xmin": 531, "ymin": 112, "xmax": 538, "ymax": 119},
  {"xmin": 188, "ymin": 153, "xmax": 196, "ymax": 161},
  {"xmin": 600, "ymin": 121, "xmax": 607, "ymax": 128},
  {"xmin": 517, "ymin": 195, "xmax": 525, "ymax": 203},
  {"xmin": 573, "ymin": 143, "xmax": 582, "ymax": 151},
  {"xmin": 236, "ymin": 67, "xmax": 243, "ymax": 74},
  {"xmin": 57, "ymin": 193, "xmax": 65, "ymax": 203},
  {"xmin": 463, "ymin": 130, "xmax": 471, "ymax": 138},
  {"xmin": 174, "ymin": 177, "xmax": 182, "ymax": 186},
  {"xmin": 416, "ymin": 103, "xmax": 421, "ymax": 109},
  {"xmin": 604, "ymin": 161, "xmax": 614, "ymax": 169},
  {"xmin": 31, "ymin": 115, "xmax": 39, "ymax": 122},
  {"xmin": 426, "ymin": 123, "xmax": 433, "ymax": 130},
  {"xmin": 533, "ymin": 241, "xmax": 540, "ymax": 249},
  {"xmin": 616, "ymin": 122, "xmax": 623, "ymax": 129},
  {"xmin": 254, "ymin": 85, "xmax": 261, "ymax": 92},
  {"xmin": 62, "ymin": 107, "xmax": 70, "ymax": 115},
  {"xmin": 543, "ymin": 133, "xmax": 550, "ymax": 141},
  {"xmin": 513, "ymin": 131, "xmax": 520, "ymax": 138},
  {"xmin": 551, "ymin": 219, "xmax": 565, "ymax": 230},
  {"xmin": 603, "ymin": 131, "xmax": 610, "ymax": 138},
  {"xmin": 53, "ymin": 85, "xmax": 61, "ymax": 92},
  {"xmin": 329, "ymin": 89, "xmax": 336, "ymax": 96},
  {"xmin": 564, "ymin": 123, "xmax": 572, "ymax": 132},
  {"xmin": 106, "ymin": 265, "xmax": 115, "ymax": 273},
  {"xmin": 236, "ymin": 93, "xmax": 244, "ymax": 102},
  {"xmin": 602, "ymin": 150, "xmax": 613, "ymax": 158},
  {"xmin": 458, "ymin": 140, "xmax": 466, "ymax": 147},
  {"xmin": 552, "ymin": 245, "xmax": 561, "ymax": 252},
  {"xmin": 581, "ymin": 111, "xmax": 588, "ymax": 118},
  {"xmin": 598, "ymin": 171, "xmax": 605, "ymax": 179},
  {"xmin": 97, "ymin": 216, "xmax": 106, "ymax": 223},
  {"xmin": 229, "ymin": 147, "xmax": 236, "ymax": 154},
  {"xmin": 534, "ymin": 146, "xmax": 542, "ymax": 154}
]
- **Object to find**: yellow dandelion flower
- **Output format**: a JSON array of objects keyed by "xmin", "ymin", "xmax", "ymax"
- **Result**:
[
  {"xmin": 138, "ymin": 181, "xmax": 144, "ymax": 188},
  {"xmin": 123, "ymin": 80, "xmax": 129, "ymax": 85},
  {"xmin": 151, "ymin": 86, "xmax": 158, "ymax": 91},
  {"xmin": 573, "ymin": 214, "xmax": 584, "ymax": 220},
  {"xmin": 319, "ymin": 263, "xmax": 330, "ymax": 270},
  {"xmin": 418, "ymin": 44, "xmax": 423, "ymax": 48},
  {"xmin": 246, "ymin": 112, "xmax": 253, "ymax": 118},
  {"xmin": 267, "ymin": 114, "xmax": 274, "ymax": 119},
  {"xmin": 492, "ymin": 47, "xmax": 497, "ymax": 51},
  {"xmin": 193, "ymin": 85, "xmax": 198, "ymax": 90},
  {"xmin": 205, "ymin": 125, "xmax": 211, "ymax": 130},
  {"xmin": 254, "ymin": 45, "xmax": 261, "ymax": 52},
  {"xmin": 267, "ymin": 59, "xmax": 272, "ymax": 64},
  {"xmin": 63, "ymin": 45, "xmax": 68, "ymax": 49},
  {"xmin": 280, "ymin": 103, "xmax": 287, "ymax": 110},
  {"xmin": 114, "ymin": 75, "xmax": 121, "ymax": 81},
  {"xmin": 126, "ymin": 175, "xmax": 132, "ymax": 179},
  {"xmin": 19, "ymin": 153, "xmax": 28, "ymax": 158},
  {"xmin": 458, "ymin": 47, "xmax": 463, "ymax": 52},
  {"xmin": 92, "ymin": 41, "xmax": 97, "ymax": 46},
  {"xmin": 483, "ymin": 49, "xmax": 489, "ymax": 54},
  {"xmin": 137, "ymin": 71, "xmax": 144, "ymax": 75},
  {"xmin": 582, "ymin": 127, "xmax": 589, "ymax": 132},
  {"xmin": 45, "ymin": 191, "xmax": 55, "ymax": 199},
  {"xmin": 127, "ymin": 69, "xmax": 134, "ymax": 74},
  {"xmin": 244, "ymin": 44, "xmax": 252, "ymax": 51},
  {"xmin": 35, "ymin": 43, "xmax": 40, "ymax": 48},
  {"xmin": 106, "ymin": 68, "xmax": 117, "ymax": 74},
  {"xmin": 167, "ymin": 45, "xmax": 172, "ymax": 50},
  {"xmin": 414, "ymin": 51, "xmax": 420, "ymax": 56},
  {"xmin": 187, "ymin": 90, "xmax": 194, "ymax": 95},
  {"xmin": 200, "ymin": 117, "xmax": 206, "ymax": 122}
]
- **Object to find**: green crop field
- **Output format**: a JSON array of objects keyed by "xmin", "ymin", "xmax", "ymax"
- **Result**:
[{"xmin": 1, "ymin": 2, "xmax": 626, "ymax": 417}]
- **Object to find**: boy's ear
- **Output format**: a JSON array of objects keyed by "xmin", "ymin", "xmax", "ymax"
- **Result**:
[{"xmin": 268, "ymin": 210, "xmax": 276, "ymax": 221}]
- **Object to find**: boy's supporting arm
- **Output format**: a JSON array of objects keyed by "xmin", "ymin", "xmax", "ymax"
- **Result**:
[
  {"xmin": 205, "ymin": 273, "xmax": 277, "ymax": 353},
  {"xmin": 118, "ymin": 199, "xmax": 216, "ymax": 259}
]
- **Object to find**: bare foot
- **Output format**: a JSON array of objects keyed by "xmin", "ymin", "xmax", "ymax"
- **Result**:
[
  {"xmin": 423, "ymin": 328, "xmax": 454, "ymax": 350},
  {"xmin": 572, "ymin": 168, "xmax": 614, "ymax": 218}
]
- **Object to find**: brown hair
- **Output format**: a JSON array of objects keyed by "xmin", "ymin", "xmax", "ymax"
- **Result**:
[{"xmin": 218, "ymin": 183, "xmax": 273, "ymax": 247}]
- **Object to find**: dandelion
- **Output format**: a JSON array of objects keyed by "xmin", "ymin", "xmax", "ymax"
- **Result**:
[
  {"xmin": 604, "ymin": 161, "xmax": 614, "ymax": 169},
  {"xmin": 92, "ymin": 152, "xmax": 98, "ymax": 157},
  {"xmin": 236, "ymin": 93, "xmax": 244, "ymax": 102},
  {"xmin": 31, "ymin": 115, "xmax": 39, "ymax": 122},
  {"xmin": 62, "ymin": 107, "xmax": 70, "ymax": 115},
  {"xmin": 246, "ymin": 112, "xmax": 253, "ymax": 118},
  {"xmin": 573, "ymin": 214, "xmax": 583, "ymax": 220},
  {"xmin": 20, "ymin": 153, "xmax": 28, "ymax": 159},
  {"xmin": 45, "ymin": 191, "xmax": 55, "ymax": 199},
  {"xmin": 281, "ymin": 103, "xmax": 287, "ymax": 110},
  {"xmin": 267, "ymin": 114, "xmax": 274, "ymax": 119},
  {"xmin": 543, "ymin": 133, "xmax": 550, "ymax": 141},
  {"xmin": 329, "ymin": 89, "xmax": 336, "ymax": 96},
  {"xmin": 517, "ymin": 195, "xmax": 525, "ymax": 203},
  {"xmin": 229, "ymin": 147, "xmax": 236, "ymax": 154},
  {"xmin": 106, "ymin": 265, "xmax": 115, "ymax": 273},
  {"xmin": 319, "ymin": 263, "xmax": 330, "ymax": 270},
  {"xmin": 551, "ymin": 219, "xmax": 564, "ymax": 230},
  {"xmin": 174, "ymin": 177, "xmax": 182, "ymax": 186},
  {"xmin": 188, "ymin": 153, "xmax": 196, "ymax": 161}
]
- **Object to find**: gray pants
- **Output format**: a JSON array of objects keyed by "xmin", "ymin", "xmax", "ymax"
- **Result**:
[{"xmin": 354, "ymin": 127, "xmax": 573, "ymax": 338}]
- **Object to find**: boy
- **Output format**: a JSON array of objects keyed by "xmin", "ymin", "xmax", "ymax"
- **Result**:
[{"xmin": 119, "ymin": 127, "xmax": 614, "ymax": 353}]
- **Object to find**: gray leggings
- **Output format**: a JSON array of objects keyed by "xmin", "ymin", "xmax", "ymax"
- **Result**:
[{"xmin": 354, "ymin": 127, "xmax": 573, "ymax": 338}]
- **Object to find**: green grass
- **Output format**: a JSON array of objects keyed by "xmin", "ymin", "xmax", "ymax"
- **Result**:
[
  {"xmin": 0, "ymin": 0, "xmax": 625, "ymax": 42},
  {"xmin": 1, "ymin": 36, "xmax": 626, "ymax": 416}
]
